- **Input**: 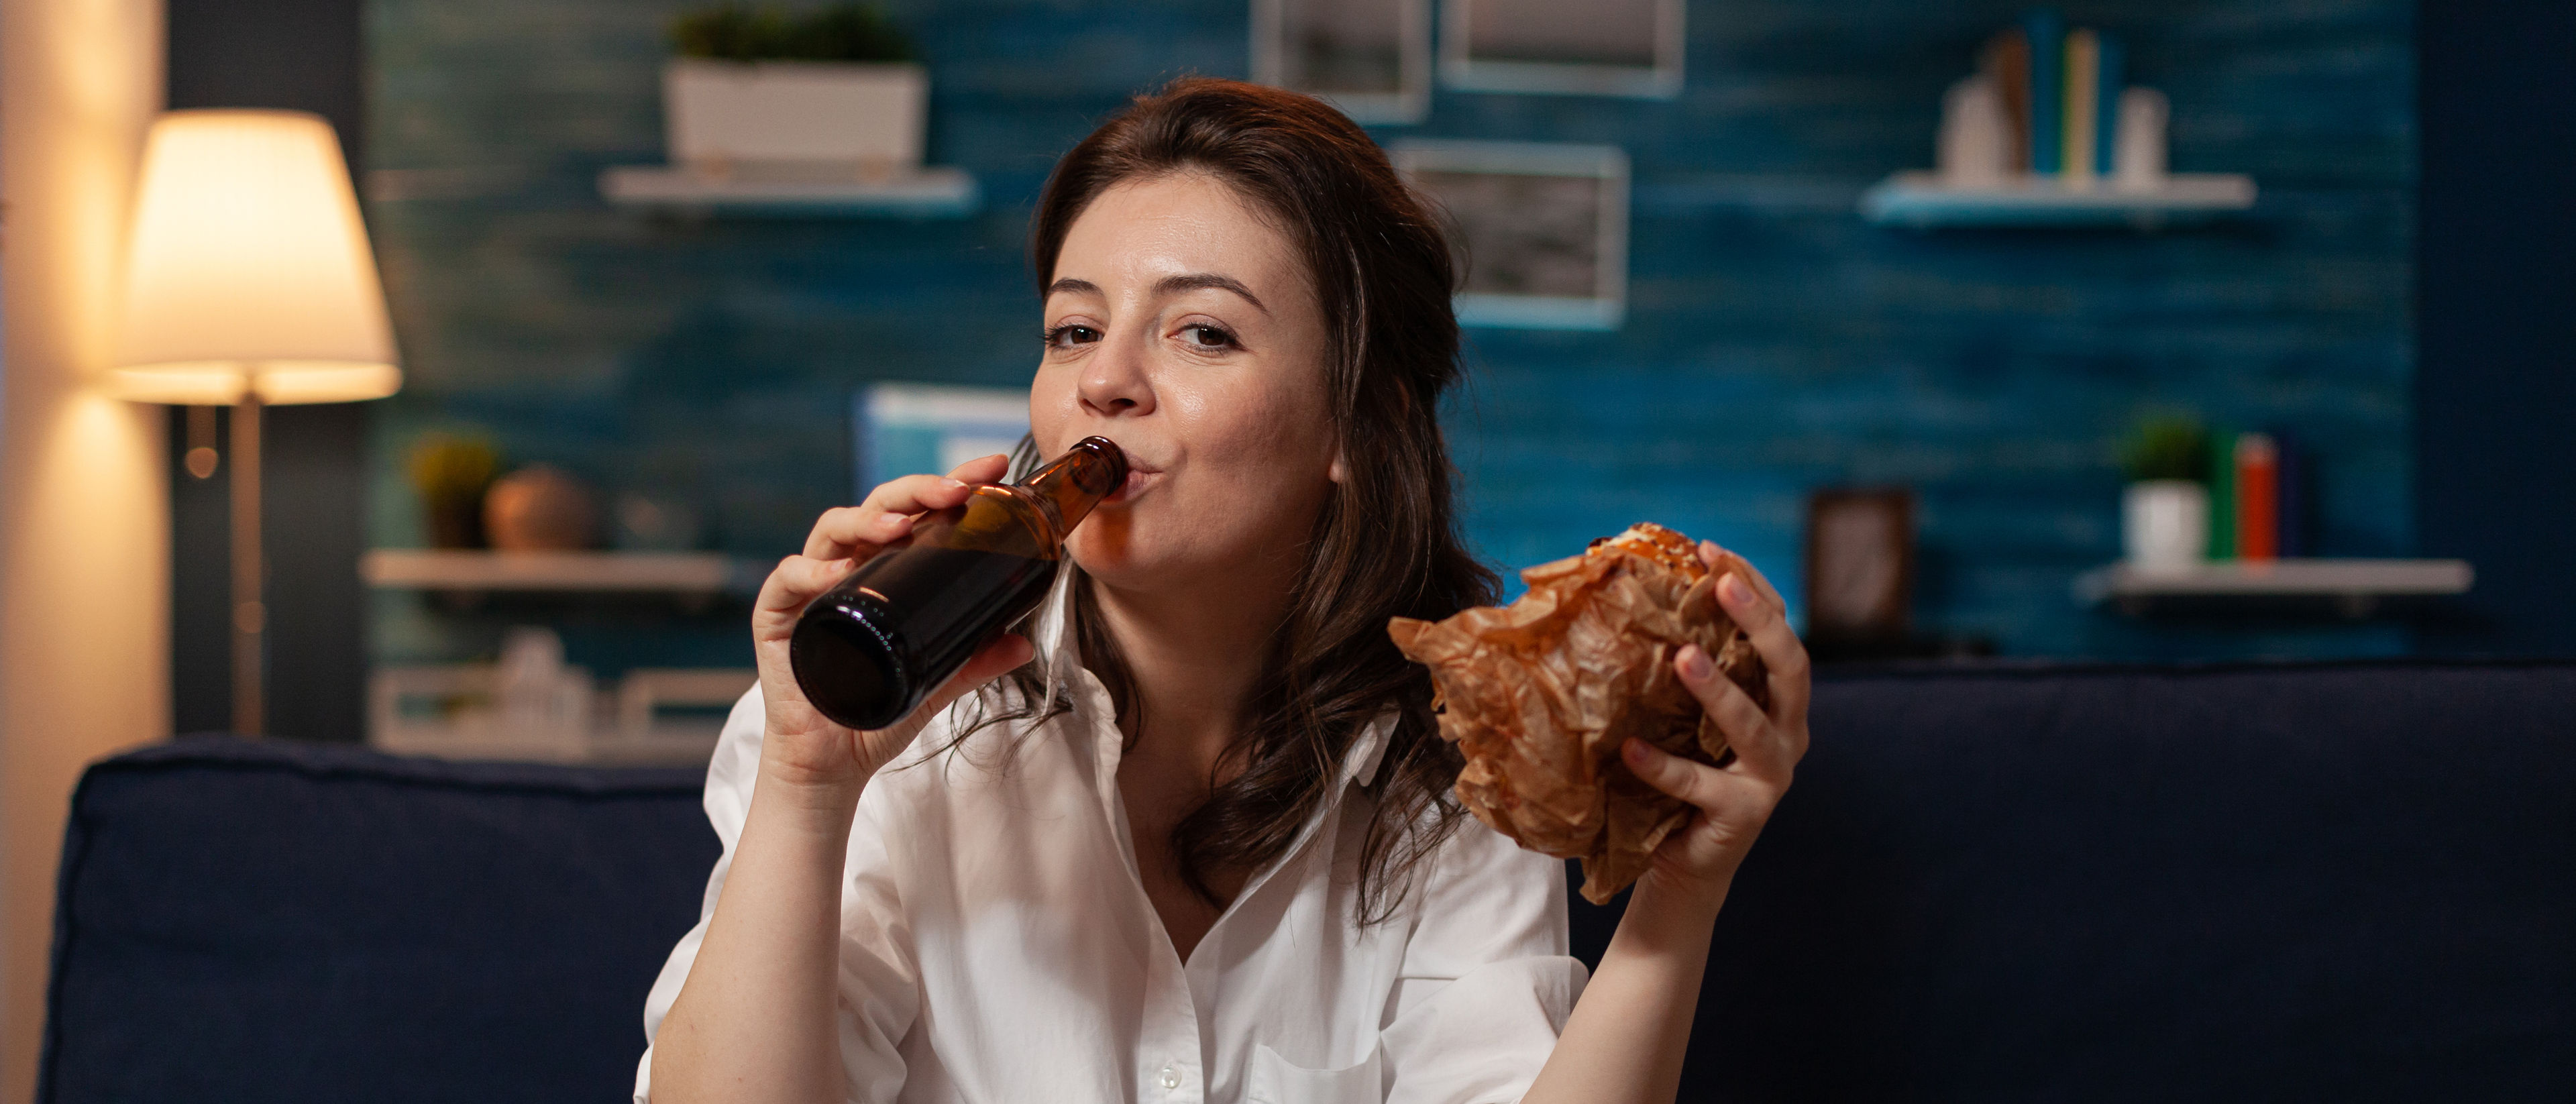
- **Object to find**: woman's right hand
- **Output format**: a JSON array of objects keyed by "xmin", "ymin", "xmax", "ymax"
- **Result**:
[{"xmin": 750, "ymin": 453, "xmax": 1036, "ymax": 797}]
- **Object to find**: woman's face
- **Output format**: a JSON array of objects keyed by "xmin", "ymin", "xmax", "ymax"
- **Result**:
[{"xmin": 1030, "ymin": 171, "xmax": 1340, "ymax": 591}]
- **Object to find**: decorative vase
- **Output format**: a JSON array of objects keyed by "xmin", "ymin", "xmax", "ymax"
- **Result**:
[
  {"xmin": 663, "ymin": 59, "xmax": 926, "ymax": 178},
  {"xmin": 484, "ymin": 465, "xmax": 598, "ymax": 552},
  {"xmin": 2123, "ymin": 479, "xmax": 2208, "ymax": 571}
]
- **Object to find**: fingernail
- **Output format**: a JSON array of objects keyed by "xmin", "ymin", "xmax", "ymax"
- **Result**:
[
  {"xmin": 941, "ymin": 477, "xmax": 965, "ymax": 488},
  {"xmin": 882, "ymin": 511, "xmax": 913, "ymax": 529},
  {"xmin": 1621, "ymin": 738, "xmax": 1653, "ymax": 764},
  {"xmin": 1678, "ymin": 645, "xmax": 1713, "ymax": 681},
  {"xmin": 1721, "ymin": 573, "xmax": 1752, "ymax": 604}
]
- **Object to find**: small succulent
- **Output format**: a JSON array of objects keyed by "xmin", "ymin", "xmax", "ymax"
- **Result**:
[
  {"xmin": 408, "ymin": 432, "xmax": 500, "ymax": 510},
  {"xmin": 2120, "ymin": 412, "xmax": 2210, "ymax": 484},
  {"xmin": 669, "ymin": 3, "xmax": 916, "ymax": 63}
]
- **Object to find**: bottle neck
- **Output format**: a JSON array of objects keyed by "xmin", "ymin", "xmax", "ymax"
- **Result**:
[{"xmin": 1016, "ymin": 437, "xmax": 1128, "ymax": 535}]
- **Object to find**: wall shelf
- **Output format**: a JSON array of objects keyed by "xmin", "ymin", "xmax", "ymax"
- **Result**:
[
  {"xmin": 1860, "ymin": 171, "xmax": 2256, "ymax": 229},
  {"xmin": 363, "ymin": 549, "xmax": 748, "ymax": 594},
  {"xmin": 598, "ymin": 164, "xmax": 979, "ymax": 217},
  {"xmin": 2076, "ymin": 559, "xmax": 2473, "ymax": 618}
]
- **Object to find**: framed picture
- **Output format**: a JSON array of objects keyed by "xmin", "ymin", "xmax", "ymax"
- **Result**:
[
  {"xmin": 1440, "ymin": 0, "xmax": 1684, "ymax": 99},
  {"xmin": 1803, "ymin": 489, "xmax": 1915, "ymax": 642},
  {"xmin": 852, "ymin": 383, "xmax": 1028, "ymax": 496},
  {"xmin": 1252, "ymin": 0, "xmax": 1431, "ymax": 124},
  {"xmin": 1393, "ymin": 140, "xmax": 1629, "ymax": 330}
]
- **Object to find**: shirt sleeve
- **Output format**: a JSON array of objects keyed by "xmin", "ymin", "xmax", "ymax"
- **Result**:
[
  {"xmin": 1379, "ymin": 820, "xmax": 1591, "ymax": 1104},
  {"xmin": 633, "ymin": 685, "xmax": 924, "ymax": 1104}
]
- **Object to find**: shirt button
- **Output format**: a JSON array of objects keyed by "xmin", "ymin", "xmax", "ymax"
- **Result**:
[{"xmin": 1159, "ymin": 1063, "xmax": 1181, "ymax": 1090}]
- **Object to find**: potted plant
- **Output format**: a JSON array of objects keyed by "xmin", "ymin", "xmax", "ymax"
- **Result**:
[
  {"xmin": 2119, "ymin": 413, "xmax": 2210, "ymax": 571},
  {"xmin": 663, "ymin": 3, "xmax": 924, "ymax": 179},
  {"xmin": 408, "ymin": 432, "xmax": 500, "ymax": 549}
]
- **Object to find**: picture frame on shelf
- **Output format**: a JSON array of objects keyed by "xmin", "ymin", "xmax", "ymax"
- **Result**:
[
  {"xmin": 1440, "ymin": 0, "xmax": 1683, "ymax": 99},
  {"xmin": 1392, "ymin": 140, "xmax": 1629, "ymax": 331},
  {"xmin": 1252, "ymin": 0, "xmax": 1431, "ymax": 124}
]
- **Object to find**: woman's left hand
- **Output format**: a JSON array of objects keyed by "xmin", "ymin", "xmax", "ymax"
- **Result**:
[{"xmin": 1621, "ymin": 541, "xmax": 1812, "ymax": 912}]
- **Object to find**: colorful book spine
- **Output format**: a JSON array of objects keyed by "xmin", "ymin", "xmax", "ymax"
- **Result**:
[
  {"xmin": 2063, "ymin": 30, "xmax": 2100, "ymax": 186},
  {"xmin": 2234, "ymin": 433, "xmax": 2280, "ymax": 561},
  {"xmin": 2024, "ymin": 9, "xmax": 2065, "ymax": 174}
]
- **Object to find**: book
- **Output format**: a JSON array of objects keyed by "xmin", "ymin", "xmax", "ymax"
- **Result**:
[
  {"xmin": 2235, "ymin": 432, "xmax": 2279, "ymax": 561},
  {"xmin": 2273, "ymin": 430, "xmax": 2308, "ymax": 557},
  {"xmin": 2024, "ymin": 9, "xmax": 2065, "ymax": 174},
  {"xmin": 2092, "ymin": 31, "xmax": 2125, "ymax": 175},
  {"xmin": 2206, "ymin": 428, "xmax": 2237, "ymax": 560},
  {"xmin": 2063, "ymin": 29, "xmax": 2100, "ymax": 186},
  {"xmin": 1978, "ymin": 28, "xmax": 2033, "ymax": 174}
]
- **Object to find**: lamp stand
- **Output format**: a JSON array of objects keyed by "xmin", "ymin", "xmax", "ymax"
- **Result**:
[{"xmin": 230, "ymin": 394, "xmax": 264, "ymax": 736}]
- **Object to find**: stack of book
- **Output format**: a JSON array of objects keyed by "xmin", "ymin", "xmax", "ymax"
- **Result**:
[
  {"xmin": 2206, "ymin": 430, "xmax": 2310, "ymax": 562},
  {"xmin": 1977, "ymin": 9, "xmax": 2139, "ymax": 186}
]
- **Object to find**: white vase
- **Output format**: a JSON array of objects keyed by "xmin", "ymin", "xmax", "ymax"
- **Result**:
[
  {"xmin": 2123, "ymin": 479, "xmax": 2208, "ymax": 570},
  {"xmin": 663, "ymin": 59, "xmax": 927, "ymax": 176}
]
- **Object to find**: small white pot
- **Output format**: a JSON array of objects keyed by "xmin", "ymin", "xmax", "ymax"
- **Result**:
[
  {"xmin": 663, "ymin": 59, "xmax": 926, "ymax": 174},
  {"xmin": 2123, "ymin": 479, "xmax": 2208, "ymax": 570}
]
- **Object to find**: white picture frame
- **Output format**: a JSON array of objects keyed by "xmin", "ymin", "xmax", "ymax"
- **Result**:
[
  {"xmin": 1252, "ymin": 0, "xmax": 1432, "ymax": 124},
  {"xmin": 1393, "ymin": 140, "xmax": 1629, "ymax": 331},
  {"xmin": 1439, "ymin": 0, "xmax": 1684, "ymax": 99}
]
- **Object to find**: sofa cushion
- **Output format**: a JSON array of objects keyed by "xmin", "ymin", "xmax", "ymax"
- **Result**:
[{"xmin": 40, "ymin": 737, "xmax": 715, "ymax": 1104}]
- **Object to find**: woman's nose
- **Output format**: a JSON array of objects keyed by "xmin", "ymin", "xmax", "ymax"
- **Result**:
[{"xmin": 1077, "ymin": 326, "xmax": 1155, "ymax": 417}]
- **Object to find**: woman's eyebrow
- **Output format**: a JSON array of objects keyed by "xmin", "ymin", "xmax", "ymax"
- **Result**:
[
  {"xmin": 1154, "ymin": 273, "xmax": 1269, "ymax": 315},
  {"xmin": 1046, "ymin": 278, "xmax": 1103, "ymax": 298}
]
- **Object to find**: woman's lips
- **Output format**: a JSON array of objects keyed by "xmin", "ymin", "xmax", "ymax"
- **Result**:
[{"xmin": 1109, "ymin": 465, "xmax": 1159, "ymax": 502}]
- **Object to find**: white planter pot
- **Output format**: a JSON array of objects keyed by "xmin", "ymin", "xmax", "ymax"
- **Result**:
[
  {"xmin": 663, "ymin": 59, "xmax": 926, "ymax": 174},
  {"xmin": 2123, "ymin": 480, "xmax": 2208, "ymax": 571}
]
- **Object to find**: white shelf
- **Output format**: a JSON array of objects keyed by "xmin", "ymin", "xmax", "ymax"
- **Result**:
[
  {"xmin": 363, "ymin": 549, "xmax": 742, "ymax": 594},
  {"xmin": 1860, "ymin": 171, "xmax": 2256, "ymax": 229},
  {"xmin": 2076, "ymin": 559, "xmax": 2473, "ymax": 618},
  {"xmin": 599, "ymin": 164, "xmax": 979, "ymax": 217}
]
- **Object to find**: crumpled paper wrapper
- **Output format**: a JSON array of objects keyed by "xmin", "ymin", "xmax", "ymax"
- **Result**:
[{"xmin": 1389, "ymin": 523, "xmax": 1770, "ymax": 904}]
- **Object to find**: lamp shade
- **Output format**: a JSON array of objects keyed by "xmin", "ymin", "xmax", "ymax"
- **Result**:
[{"xmin": 109, "ymin": 109, "xmax": 400, "ymax": 405}]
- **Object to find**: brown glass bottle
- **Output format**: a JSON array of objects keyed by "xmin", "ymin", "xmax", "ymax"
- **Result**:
[{"xmin": 788, "ymin": 436, "xmax": 1127, "ymax": 730}]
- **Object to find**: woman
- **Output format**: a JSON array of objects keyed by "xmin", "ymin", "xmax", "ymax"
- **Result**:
[{"xmin": 640, "ymin": 78, "xmax": 1810, "ymax": 1104}]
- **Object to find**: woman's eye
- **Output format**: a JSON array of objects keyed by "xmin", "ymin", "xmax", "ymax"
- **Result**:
[
  {"xmin": 1042, "ymin": 324, "xmax": 1101, "ymax": 349},
  {"xmin": 1179, "ymin": 324, "xmax": 1237, "ymax": 349}
]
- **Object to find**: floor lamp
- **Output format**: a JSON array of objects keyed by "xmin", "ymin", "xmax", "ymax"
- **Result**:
[{"xmin": 109, "ymin": 110, "xmax": 403, "ymax": 736}]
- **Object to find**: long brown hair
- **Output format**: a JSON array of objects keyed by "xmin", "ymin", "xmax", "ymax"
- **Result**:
[{"xmin": 987, "ymin": 76, "xmax": 1496, "ymax": 923}]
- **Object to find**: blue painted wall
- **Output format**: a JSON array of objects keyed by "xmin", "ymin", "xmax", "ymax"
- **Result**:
[{"xmin": 365, "ymin": 0, "xmax": 2415, "ymax": 673}]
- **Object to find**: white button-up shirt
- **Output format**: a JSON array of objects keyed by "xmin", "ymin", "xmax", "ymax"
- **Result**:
[{"xmin": 635, "ymin": 584, "xmax": 1586, "ymax": 1104}]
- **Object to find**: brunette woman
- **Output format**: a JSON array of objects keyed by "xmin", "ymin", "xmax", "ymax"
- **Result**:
[{"xmin": 639, "ymin": 77, "xmax": 1811, "ymax": 1104}]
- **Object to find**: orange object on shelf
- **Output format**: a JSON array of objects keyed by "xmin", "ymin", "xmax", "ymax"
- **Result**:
[{"xmin": 2235, "ymin": 433, "xmax": 2279, "ymax": 561}]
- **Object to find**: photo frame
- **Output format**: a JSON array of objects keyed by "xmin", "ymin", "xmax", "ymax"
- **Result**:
[
  {"xmin": 1803, "ymin": 489, "xmax": 1916, "ymax": 643},
  {"xmin": 1393, "ymin": 140, "xmax": 1629, "ymax": 330},
  {"xmin": 1252, "ymin": 0, "xmax": 1432, "ymax": 124},
  {"xmin": 1440, "ymin": 0, "xmax": 1684, "ymax": 99}
]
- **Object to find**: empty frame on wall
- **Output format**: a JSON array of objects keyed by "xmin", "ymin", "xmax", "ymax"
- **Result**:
[
  {"xmin": 1252, "ymin": 0, "xmax": 1432, "ymax": 123},
  {"xmin": 1393, "ymin": 140, "xmax": 1629, "ymax": 330},
  {"xmin": 1441, "ymin": 0, "xmax": 1683, "ymax": 98}
]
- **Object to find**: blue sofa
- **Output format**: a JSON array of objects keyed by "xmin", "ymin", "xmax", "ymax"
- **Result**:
[{"xmin": 41, "ymin": 662, "xmax": 2575, "ymax": 1102}]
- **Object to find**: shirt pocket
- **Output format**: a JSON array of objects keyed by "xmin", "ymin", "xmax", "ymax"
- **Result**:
[{"xmin": 1244, "ymin": 1040, "xmax": 1384, "ymax": 1104}]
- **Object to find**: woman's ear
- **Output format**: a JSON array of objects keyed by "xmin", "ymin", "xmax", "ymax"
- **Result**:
[{"xmin": 1328, "ymin": 443, "xmax": 1348, "ymax": 484}]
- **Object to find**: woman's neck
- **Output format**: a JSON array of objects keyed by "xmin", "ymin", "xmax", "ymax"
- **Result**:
[{"xmin": 1087, "ymin": 547, "xmax": 1301, "ymax": 778}]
